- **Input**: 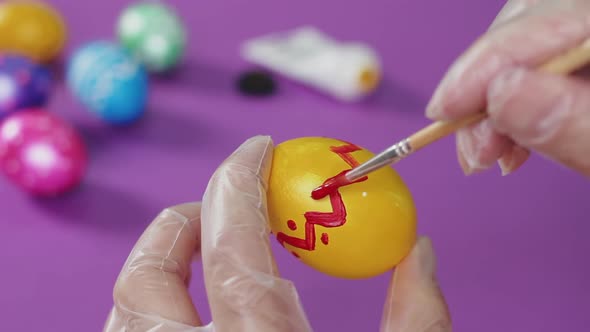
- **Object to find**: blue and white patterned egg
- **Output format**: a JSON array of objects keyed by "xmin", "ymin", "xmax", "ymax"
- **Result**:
[{"xmin": 67, "ymin": 41, "xmax": 148, "ymax": 125}]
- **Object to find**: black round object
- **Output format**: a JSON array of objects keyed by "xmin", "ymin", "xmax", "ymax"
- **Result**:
[{"xmin": 236, "ymin": 70, "xmax": 276, "ymax": 96}]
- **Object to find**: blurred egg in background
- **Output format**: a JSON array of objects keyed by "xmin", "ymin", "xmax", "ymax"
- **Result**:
[
  {"xmin": 0, "ymin": 55, "xmax": 52, "ymax": 118},
  {"xmin": 0, "ymin": 109, "xmax": 87, "ymax": 196},
  {"xmin": 67, "ymin": 41, "xmax": 149, "ymax": 125},
  {"xmin": 117, "ymin": 1, "xmax": 186, "ymax": 73},
  {"xmin": 0, "ymin": 0, "xmax": 67, "ymax": 63}
]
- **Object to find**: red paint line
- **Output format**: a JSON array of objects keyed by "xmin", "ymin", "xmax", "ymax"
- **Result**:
[{"xmin": 276, "ymin": 143, "xmax": 368, "ymax": 252}]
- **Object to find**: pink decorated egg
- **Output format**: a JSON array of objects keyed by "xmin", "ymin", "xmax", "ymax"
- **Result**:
[{"xmin": 0, "ymin": 109, "xmax": 87, "ymax": 196}]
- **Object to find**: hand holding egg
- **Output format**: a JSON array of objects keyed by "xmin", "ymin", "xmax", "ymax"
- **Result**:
[{"xmin": 105, "ymin": 136, "xmax": 450, "ymax": 332}]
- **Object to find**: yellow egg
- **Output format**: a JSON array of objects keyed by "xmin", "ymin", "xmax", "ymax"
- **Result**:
[
  {"xmin": 0, "ymin": 1, "xmax": 67, "ymax": 62},
  {"xmin": 267, "ymin": 137, "xmax": 417, "ymax": 279}
]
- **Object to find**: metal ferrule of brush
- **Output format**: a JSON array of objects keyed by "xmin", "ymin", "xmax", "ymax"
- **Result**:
[{"xmin": 345, "ymin": 138, "xmax": 413, "ymax": 181}]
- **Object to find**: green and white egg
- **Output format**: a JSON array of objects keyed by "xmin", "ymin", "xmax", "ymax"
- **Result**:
[{"xmin": 117, "ymin": 1, "xmax": 186, "ymax": 72}]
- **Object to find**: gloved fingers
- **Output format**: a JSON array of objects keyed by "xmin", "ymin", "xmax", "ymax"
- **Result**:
[
  {"xmin": 201, "ymin": 136, "xmax": 312, "ymax": 332},
  {"xmin": 379, "ymin": 237, "xmax": 451, "ymax": 332},
  {"xmin": 103, "ymin": 306, "xmax": 214, "ymax": 332},
  {"xmin": 490, "ymin": 0, "xmax": 542, "ymax": 28},
  {"xmin": 487, "ymin": 67, "xmax": 590, "ymax": 176},
  {"xmin": 455, "ymin": 119, "xmax": 513, "ymax": 174},
  {"xmin": 450, "ymin": 0, "xmax": 541, "ymax": 176},
  {"xmin": 497, "ymin": 143, "xmax": 531, "ymax": 176},
  {"xmin": 426, "ymin": 0, "xmax": 590, "ymax": 121},
  {"xmin": 107, "ymin": 202, "xmax": 204, "ymax": 331}
]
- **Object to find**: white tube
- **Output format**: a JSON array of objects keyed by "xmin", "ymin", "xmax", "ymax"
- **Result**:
[{"xmin": 241, "ymin": 26, "xmax": 382, "ymax": 102}]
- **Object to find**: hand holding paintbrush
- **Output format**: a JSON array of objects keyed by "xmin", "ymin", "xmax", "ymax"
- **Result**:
[
  {"xmin": 351, "ymin": 38, "xmax": 590, "ymax": 181},
  {"xmin": 312, "ymin": 38, "xmax": 590, "ymax": 197}
]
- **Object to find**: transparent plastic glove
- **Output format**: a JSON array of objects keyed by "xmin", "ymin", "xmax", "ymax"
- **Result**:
[
  {"xmin": 426, "ymin": 0, "xmax": 590, "ymax": 176},
  {"xmin": 103, "ymin": 136, "xmax": 451, "ymax": 332}
]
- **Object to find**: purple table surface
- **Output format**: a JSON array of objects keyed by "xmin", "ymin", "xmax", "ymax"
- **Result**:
[{"xmin": 1, "ymin": 0, "xmax": 590, "ymax": 331}]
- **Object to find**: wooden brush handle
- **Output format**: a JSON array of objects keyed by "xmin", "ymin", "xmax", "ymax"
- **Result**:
[{"xmin": 408, "ymin": 38, "xmax": 590, "ymax": 152}]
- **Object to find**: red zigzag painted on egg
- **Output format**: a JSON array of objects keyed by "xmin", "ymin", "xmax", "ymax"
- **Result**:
[{"xmin": 276, "ymin": 142, "xmax": 368, "ymax": 257}]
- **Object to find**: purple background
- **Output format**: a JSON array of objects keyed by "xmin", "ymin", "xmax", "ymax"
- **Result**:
[{"xmin": 1, "ymin": 0, "xmax": 589, "ymax": 331}]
